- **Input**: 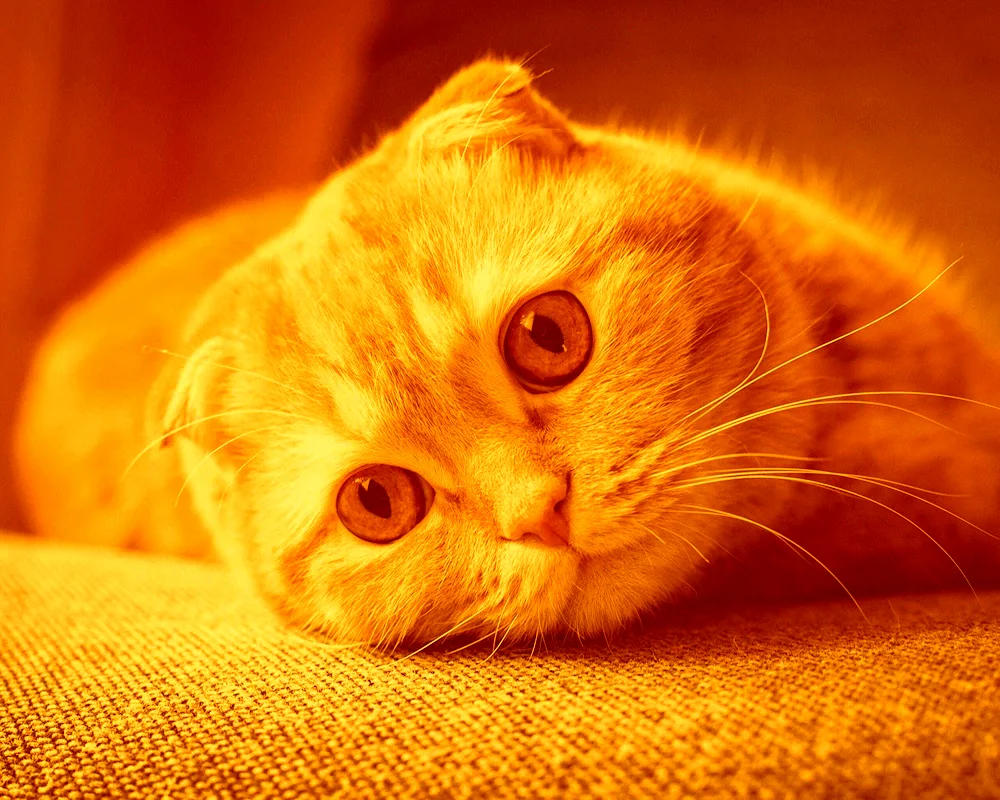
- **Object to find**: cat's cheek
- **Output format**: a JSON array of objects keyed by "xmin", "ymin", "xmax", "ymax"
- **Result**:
[
  {"xmin": 499, "ymin": 546, "xmax": 581, "ymax": 626},
  {"xmin": 308, "ymin": 531, "xmax": 396, "ymax": 574},
  {"xmin": 564, "ymin": 550, "xmax": 682, "ymax": 637},
  {"xmin": 275, "ymin": 534, "xmax": 414, "ymax": 639},
  {"xmin": 563, "ymin": 485, "xmax": 681, "ymax": 558}
]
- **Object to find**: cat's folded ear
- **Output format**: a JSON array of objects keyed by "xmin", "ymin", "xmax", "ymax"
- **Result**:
[
  {"xmin": 147, "ymin": 336, "xmax": 230, "ymax": 454},
  {"xmin": 400, "ymin": 58, "xmax": 577, "ymax": 160}
]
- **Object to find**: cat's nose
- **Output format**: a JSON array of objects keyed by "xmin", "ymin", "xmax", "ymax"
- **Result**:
[{"xmin": 503, "ymin": 474, "xmax": 570, "ymax": 547}]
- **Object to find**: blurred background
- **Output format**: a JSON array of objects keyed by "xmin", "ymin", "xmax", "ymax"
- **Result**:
[{"xmin": 2, "ymin": 0, "xmax": 998, "ymax": 532}]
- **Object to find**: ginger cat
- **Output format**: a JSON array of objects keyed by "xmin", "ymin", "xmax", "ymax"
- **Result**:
[{"xmin": 15, "ymin": 59, "xmax": 1000, "ymax": 648}]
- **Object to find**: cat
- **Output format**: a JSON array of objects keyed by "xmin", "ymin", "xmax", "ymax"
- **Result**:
[{"xmin": 15, "ymin": 58, "xmax": 1000, "ymax": 649}]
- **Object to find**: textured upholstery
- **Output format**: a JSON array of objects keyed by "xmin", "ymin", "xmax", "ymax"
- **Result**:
[{"xmin": 2, "ymin": 532, "xmax": 999, "ymax": 798}]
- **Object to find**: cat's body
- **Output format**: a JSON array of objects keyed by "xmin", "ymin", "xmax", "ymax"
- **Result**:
[{"xmin": 16, "ymin": 60, "xmax": 1000, "ymax": 647}]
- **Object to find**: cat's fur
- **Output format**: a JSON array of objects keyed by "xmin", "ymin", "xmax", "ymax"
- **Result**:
[{"xmin": 16, "ymin": 59, "xmax": 1000, "ymax": 647}]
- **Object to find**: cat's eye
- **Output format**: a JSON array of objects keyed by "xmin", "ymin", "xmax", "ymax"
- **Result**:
[
  {"xmin": 502, "ymin": 290, "xmax": 593, "ymax": 392},
  {"xmin": 336, "ymin": 465, "xmax": 431, "ymax": 543}
]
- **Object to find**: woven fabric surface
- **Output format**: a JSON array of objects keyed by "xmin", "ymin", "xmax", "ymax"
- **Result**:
[{"xmin": 1, "ymin": 532, "xmax": 999, "ymax": 799}]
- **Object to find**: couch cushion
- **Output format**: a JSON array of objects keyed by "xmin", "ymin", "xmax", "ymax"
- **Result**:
[{"xmin": 1, "ymin": 532, "xmax": 998, "ymax": 798}]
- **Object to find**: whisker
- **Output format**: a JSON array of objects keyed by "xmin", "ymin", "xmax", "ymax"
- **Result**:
[
  {"xmin": 144, "ymin": 346, "xmax": 313, "ymax": 402},
  {"xmin": 635, "ymin": 519, "xmax": 710, "ymax": 564},
  {"xmin": 707, "ymin": 260, "xmax": 960, "ymax": 416},
  {"xmin": 818, "ymin": 388, "xmax": 999, "ymax": 414},
  {"xmin": 734, "ymin": 190, "xmax": 763, "ymax": 232},
  {"xmin": 681, "ymin": 394, "xmax": 965, "ymax": 453},
  {"xmin": 121, "ymin": 408, "xmax": 310, "ymax": 482},
  {"xmin": 491, "ymin": 593, "xmax": 513, "ymax": 651},
  {"xmin": 382, "ymin": 609, "xmax": 485, "ymax": 666},
  {"xmin": 468, "ymin": 132, "xmax": 529, "ymax": 195},
  {"xmin": 673, "ymin": 262, "xmax": 960, "ymax": 448},
  {"xmin": 676, "ymin": 270, "xmax": 771, "ymax": 428},
  {"xmin": 676, "ymin": 465, "xmax": 963, "ymax": 498},
  {"xmin": 631, "ymin": 521, "xmax": 665, "ymax": 567},
  {"xmin": 486, "ymin": 617, "xmax": 519, "ymax": 661},
  {"xmin": 173, "ymin": 424, "xmax": 292, "ymax": 506},
  {"xmin": 670, "ymin": 514, "xmax": 739, "ymax": 560},
  {"xmin": 517, "ymin": 46, "xmax": 552, "ymax": 73},
  {"xmin": 219, "ymin": 447, "xmax": 268, "ymax": 506},
  {"xmin": 675, "ymin": 473, "xmax": 983, "ymax": 603},
  {"xmin": 672, "ymin": 503, "xmax": 869, "ymax": 623},
  {"xmin": 731, "ymin": 272, "xmax": 771, "ymax": 390},
  {"xmin": 445, "ymin": 629, "xmax": 497, "ymax": 655},
  {"xmin": 458, "ymin": 65, "xmax": 524, "ymax": 165},
  {"xmin": 691, "ymin": 127, "xmax": 705, "ymax": 157},
  {"xmin": 713, "ymin": 468, "xmax": 997, "ymax": 542},
  {"xmin": 653, "ymin": 450, "xmax": 819, "ymax": 482}
]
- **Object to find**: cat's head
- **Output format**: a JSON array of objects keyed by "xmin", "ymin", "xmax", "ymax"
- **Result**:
[{"xmin": 160, "ymin": 59, "xmax": 818, "ymax": 647}]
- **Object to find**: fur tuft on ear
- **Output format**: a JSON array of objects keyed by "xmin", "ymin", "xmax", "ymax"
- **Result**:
[
  {"xmin": 403, "ymin": 58, "xmax": 577, "ymax": 159},
  {"xmin": 148, "ymin": 337, "xmax": 230, "ymax": 450},
  {"xmin": 145, "ymin": 336, "xmax": 247, "ymax": 541}
]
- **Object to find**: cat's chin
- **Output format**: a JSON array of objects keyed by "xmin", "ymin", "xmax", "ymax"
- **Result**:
[
  {"xmin": 556, "ymin": 539, "xmax": 691, "ymax": 641},
  {"xmin": 276, "ymin": 530, "xmax": 686, "ymax": 649},
  {"xmin": 422, "ymin": 532, "xmax": 690, "ymax": 647}
]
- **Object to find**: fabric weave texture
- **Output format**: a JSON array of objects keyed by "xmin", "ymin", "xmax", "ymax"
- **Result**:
[{"xmin": 1, "ymin": 532, "xmax": 998, "ymax": 799}]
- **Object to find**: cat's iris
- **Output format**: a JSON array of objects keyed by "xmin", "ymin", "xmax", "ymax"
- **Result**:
[
  {"xmin": 336, "ymin": 465, "xmax": 430, "ymax": 543},
  {"xmin": 502, "ymin": 290, "xmax": 593, "ymax": 392}
]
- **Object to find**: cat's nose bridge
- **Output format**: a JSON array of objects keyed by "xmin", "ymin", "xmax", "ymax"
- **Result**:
[
  {"xmin": 462, "ymin": 430, "xmax": 572, "ymax": 546},
  {"xmin": 500, "ymin": 472, "xmax": 571, "ymax": 548}
]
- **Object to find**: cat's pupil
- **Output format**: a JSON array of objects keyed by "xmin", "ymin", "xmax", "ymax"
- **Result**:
[
  {"xmin": 527, "ymin": 313, "xmax": 565, "ymax": 354},
  {"xmin": 358, "ymin": 479, "xmax": 392, "ymax": 518}
]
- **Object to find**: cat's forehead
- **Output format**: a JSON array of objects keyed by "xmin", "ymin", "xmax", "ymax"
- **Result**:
[
  {"xmin": 275, "ymin": 146, "xmax": 712, "ymax": 448},
  {"xmin": 348, "ymin": 155, "xmax": 612, "ymax": 280},
  {"xmin": 324, "ymin": 149, "xmax": 698, "ymax": 305},
  {"xmin": 294, "ymin": 154, "xmax": 607, "ymax": 338}
]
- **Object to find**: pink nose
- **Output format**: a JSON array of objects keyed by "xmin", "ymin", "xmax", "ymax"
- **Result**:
[{"xmin": 504, "ymin": 476, "xmax": 570, "ymax": 547}]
